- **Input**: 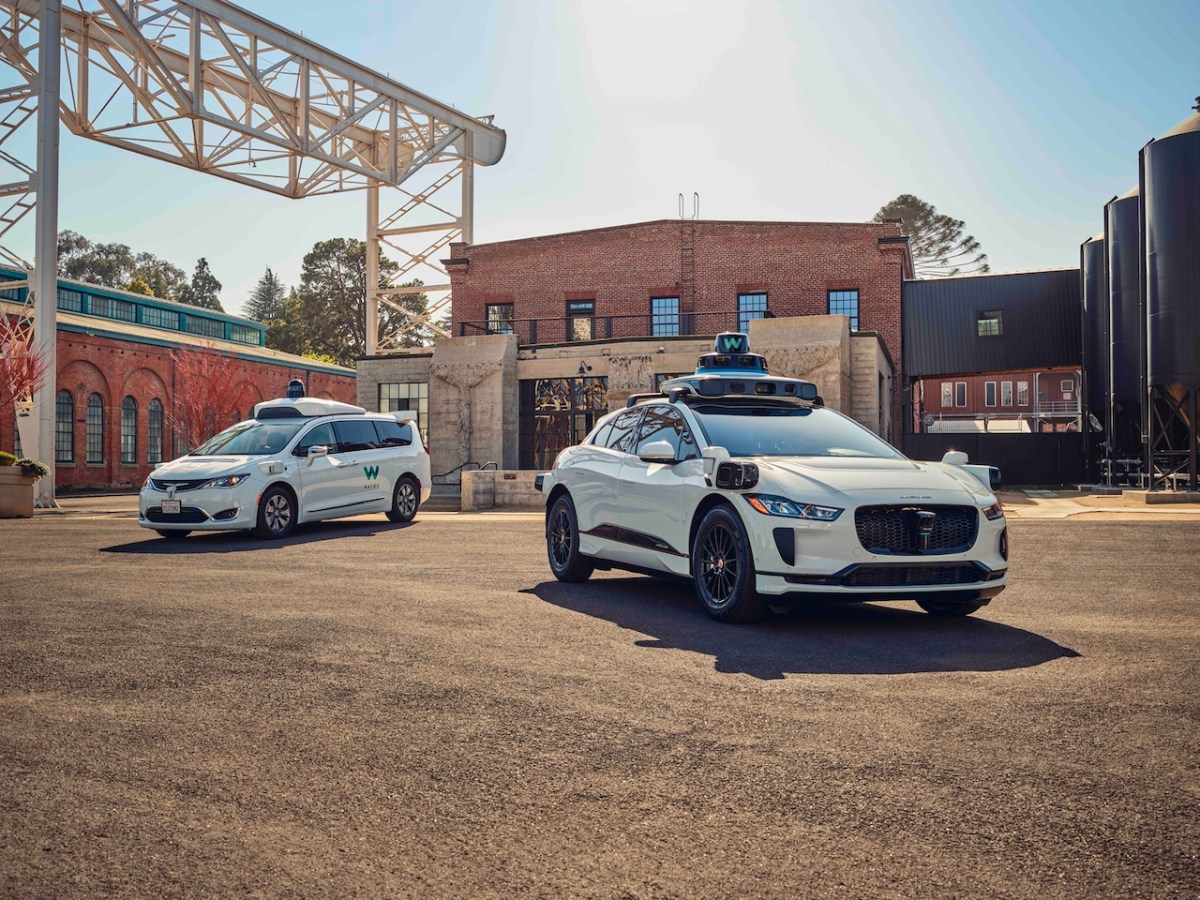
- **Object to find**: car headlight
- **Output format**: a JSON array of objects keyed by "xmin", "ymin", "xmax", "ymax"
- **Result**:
[
  {"xmin": 983, "ymin": 501, "xmax": 1004, "ymax": 521},
  {"xmin": 202, "ymin": 473, "xmax": 250, "ymax": 488},
  {"xmin": 745, "ymin": 493, "xmax": 843, "ymax": 521}
]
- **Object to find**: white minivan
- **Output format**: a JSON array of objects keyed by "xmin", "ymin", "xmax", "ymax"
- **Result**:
[{"xmin": 138, "ymin": 397, "xmax": 431, "ymax": 540}]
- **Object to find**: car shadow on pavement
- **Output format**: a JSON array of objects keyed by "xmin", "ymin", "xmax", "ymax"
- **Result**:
[
  {"xmin": 525, "ymin": 577, "xmax": 1080, "ymax": 680},
  {"xmin": 100, "ymin": 520, "xmax": 418, "ymax": 554}
]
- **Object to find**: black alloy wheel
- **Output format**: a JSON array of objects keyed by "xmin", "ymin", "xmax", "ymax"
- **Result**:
[
  {"xmin": 546, "ymin": 494, "xmax": 593, "ymax": 582},
  {"xmin": 255, "ymin": 485, "xmax": 296, "ymax": 539},
  {"xmin": 387, "ymin": 475, "xmax": 420, "ymax": 523},
  {"xmin": 691, "ymin": 505, "xmax": 766, "ymax": 623}
]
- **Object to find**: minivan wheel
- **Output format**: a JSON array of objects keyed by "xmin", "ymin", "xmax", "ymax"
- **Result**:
[
  {"xmin": 691, "ymin": 505, "xmax": 766, "ymax": 623},
  {"xmin": 255, "ymin": 485, "xmax": 296, "ymax": 539},
  {"xmin": 547, "ymin": 494, "xmax": 593, "ymax": 582},
  {"xmin": 387, "ymin": 475, "xmax": 420, "ymax": 523}
]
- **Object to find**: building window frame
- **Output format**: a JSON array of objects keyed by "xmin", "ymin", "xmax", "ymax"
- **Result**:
[
  {"xmin": 120, "ymin": 396, "xmax": 138, "ymax": 465},
  {"xmin": 147, "ymin": 398, "xmax": 164, "ymax": 465},
  {"xmin": 828, "ymin": 289, "xmax": 860, "ymax": 331},
  {"xmin": 736, "ymin": 292, "xmax": 768, "ymax": 333},
  {"xmin": 976, "ymin": 309, "xmax": 1004, "ymax": 337},
  {"xmin": 55, "ymin": 390, "xmax": 74, "ymax": 463},
  {"xmin": 485, "ymin": 303, "xmax": 514, "ymax": 335},
  {"xmin": 940, "ymin": 382, "xmax": 953, "ymax": 409},
  {"xmin": 86, "ymin": 393, "xmax": 105, "ymax": 464},
  {"xmin": 955, "ymin": 382, "xmax": 967, "ymax": 408},
  {"xmin": 566, "ymin": 300, "xmax": 595, "ymax": 342},
  {"xmin": 1001, "ymin": 381, "xmax": 1013, "ymax": 407},
  {"xmin": 378, "ymin": 382, "xmax": 429, "ymax": 440},
  {"xmin": 984, "ymin": 381, "xmax": 997, "ymax": 408},
  {"xmin": 1017, "ymin": 381, "xmax": 1030, "ymax": 407},
  {"xmin": 650, "ymin": 296, "xmax": 680, "ymax": 337}
]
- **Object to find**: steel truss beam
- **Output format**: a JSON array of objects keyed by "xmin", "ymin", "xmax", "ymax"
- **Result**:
[{"xmin": 0, "ymin": 1, "xmax": 504, "ymax": 504}]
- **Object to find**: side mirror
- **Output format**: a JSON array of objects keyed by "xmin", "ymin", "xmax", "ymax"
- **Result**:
[
  {"xmin": 942, "ymin": 450, "xmax": 968, "ymax": 466},
  {"xmin": 701, "ymin": 445, "xmax": 731, "ymax": 478},
  {"xmin": 638, "ymin": 439, "xmax": 677, "ymax": 464},
  {"xmin": 306, "ymin": 444, "xmax": 329, "ymax": 465}
]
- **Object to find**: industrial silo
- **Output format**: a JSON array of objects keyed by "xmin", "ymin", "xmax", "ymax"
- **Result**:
[
  {"xmin": 1105, "ymin": 186, "xmax": 1143, "ymax": 480},
  {"xmin": 1080, "ymin": 233, "xmax": 1108, "ymax": 481},
  {"xmin": 1141, "ymin": 104, "xmax": 1200, "ymax": 491}
]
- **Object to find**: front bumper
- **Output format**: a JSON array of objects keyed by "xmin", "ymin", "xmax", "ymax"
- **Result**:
[{"xmin": 137, "ymin": 483, "xmax": 260, "ymax": 531}]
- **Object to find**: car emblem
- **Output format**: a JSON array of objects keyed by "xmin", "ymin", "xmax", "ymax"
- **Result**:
[{"xmin": 914, "ymin": 510, "xmax": 936, "ymax": 551}]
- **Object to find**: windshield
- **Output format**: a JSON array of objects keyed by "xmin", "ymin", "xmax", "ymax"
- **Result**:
[
  {"xmin": 190, "ymin": 421, "xmax": 303, "ymax": 456},
  {"xmin": 690, "ymin": 403, "xmax": 904, "ymax": 459}
]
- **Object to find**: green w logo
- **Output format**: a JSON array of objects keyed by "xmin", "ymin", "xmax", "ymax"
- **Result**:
[
  {"xmin": 719, "ymin": 334, "xmax": 747, "ymax": 353},
  {"xmin": 363, "ymin": 465, "xmax": 380, "ymax": 480}
]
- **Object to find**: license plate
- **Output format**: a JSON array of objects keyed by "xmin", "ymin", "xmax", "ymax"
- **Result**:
[{"xmin": 161, "ymin": 500, "xmax": 181, "ymax": 514}]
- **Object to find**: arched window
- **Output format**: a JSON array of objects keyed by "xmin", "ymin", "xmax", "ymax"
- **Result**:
[
  {"xmin": 86, "ymin": 393, "xmax": 105, "ymax": 463},
  {"xmin": 147, "ymin": 399, "xmax": 164, "ymax": 465},
  {"xmin": 55, "ymin": 390, "xmax": 74, "ymax": 463},
  {"xmin": 12, "ymin": 409, "xmax": 22, "ymax": 457},
  {"xmin": 120, "ymin": 396, "xmax": 138, "ymax": 465}
]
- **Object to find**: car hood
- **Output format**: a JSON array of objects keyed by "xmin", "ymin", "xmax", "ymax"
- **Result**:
[
  {"xmin": 150, "ymin": 456, "xmax": 260, "ymax": 479},
  {"xmin": 754, "ymin": 456, "xmax": 990, "ymax": 502}
]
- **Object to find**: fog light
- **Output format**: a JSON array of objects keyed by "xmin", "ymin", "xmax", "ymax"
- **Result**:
[
  {"xmin": 1000, "ymin": 527, "xmax": 1008, "ymax": 561},
  {"xmin": 214, "ymin": 508, "xmax": 239, "ymax": 521}
]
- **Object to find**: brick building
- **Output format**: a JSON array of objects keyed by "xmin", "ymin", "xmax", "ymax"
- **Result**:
[
  {"xmin": 915, "ymin": 369, "xmax": 1081, "ymax": 433},
  {"xmin": 359, "ymin": 218, "xmax": 912, "ymax": 480},
  {"xmin": 1, "ymin": 273, "xmax": 355, "ymax": 491}
]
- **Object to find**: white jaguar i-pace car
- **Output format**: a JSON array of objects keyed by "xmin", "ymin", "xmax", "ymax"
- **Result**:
[{"xmin": 536, "ymin": 333, "xmax": 1007, "ymax": 623}]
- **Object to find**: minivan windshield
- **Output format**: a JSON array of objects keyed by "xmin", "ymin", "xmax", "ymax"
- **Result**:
[
  {"xmin": 190, "ymin": 421, "xmax": 303, "ymax": 456},
  {"xmin": 690, "ymin": 403, "xmax": 903, "ymax": 459}
]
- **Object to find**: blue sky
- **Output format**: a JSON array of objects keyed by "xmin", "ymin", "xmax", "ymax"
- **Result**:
[{"xmin": 50, "ymin": 0, "xmax": 1200, "ymax": 317}]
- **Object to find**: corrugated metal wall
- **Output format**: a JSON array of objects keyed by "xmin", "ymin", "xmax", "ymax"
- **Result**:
[{"xmin": 903, "ymin": 270, "xmax": 1081, "ymax": 378}]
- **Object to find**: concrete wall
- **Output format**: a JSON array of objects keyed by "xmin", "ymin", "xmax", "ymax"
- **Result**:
[
  {"xmin": 850, "ymin": 333, "xmax": 895, "ymax": 442},
  {"xmin": 356, "ymin": 352, "xmax": 432, "ymax": 415},
  {"xmin": 428, "ymin": 334, "xmax": 518, "ymax": 476},
  {"xmin": 461, "ymin": 469, "xmax": 544, "ymax": 511}
]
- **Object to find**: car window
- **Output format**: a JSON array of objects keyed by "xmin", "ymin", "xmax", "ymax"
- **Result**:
[
  {"xmin": 333, "ymin": 419, "xmax": 383, "ymax": 453},
  {"xmin": 191, "ymin": 421, "xmax": 302, "ymax": 456},
  {"xmin": 591, "ymin": 419, "xmax": 615, "ymax": 447},
  {"xmin": 690, "ymin": 403, "xmax": 904, "ymax": 459},
  {"xmin": 294, "ymin": 422, "xmax": 336, "ymax": 456},
  {"xmin": 604, "ymin": 408, "xmax": 644, "ymax": 453},
  {"xmin": 374, "ymin": 419, "xmax": 412, "ymax": 447},
  {"xmin": 634, "ymin": 405, "xmax": 698, "ymax": 460}
]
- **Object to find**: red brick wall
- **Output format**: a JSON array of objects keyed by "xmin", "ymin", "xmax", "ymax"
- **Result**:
[
  {"xmin": 920, "ymin": 370, "xmax": 1079, "ymax": 416},
  {"xmin": 448, "ymin": 218, "xmax": 909, "ymax": 440},
  {"xmin": 0, "ymin": 328, "xmax": 356, "ymax": 491}
]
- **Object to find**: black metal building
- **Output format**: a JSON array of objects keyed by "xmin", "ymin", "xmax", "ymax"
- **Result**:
[{"xmin": 902, "ymin": 269, "xmax": 1081, "ymax": 379}]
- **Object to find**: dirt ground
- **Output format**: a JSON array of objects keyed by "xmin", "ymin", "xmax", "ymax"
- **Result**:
[{"xmin": 1, "ymin": 511, "xmax": 1198, "ymax": 897}]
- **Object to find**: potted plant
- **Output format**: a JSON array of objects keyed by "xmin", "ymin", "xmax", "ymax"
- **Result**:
[{"xmin": 0, "ymin": 456, "xmax": 48, "ymax": 518}]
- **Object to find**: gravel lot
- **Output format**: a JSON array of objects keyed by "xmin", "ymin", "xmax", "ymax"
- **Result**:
[{"xmin": 1, "ymin": 510, "xmax": 1197, "ymax": 897}]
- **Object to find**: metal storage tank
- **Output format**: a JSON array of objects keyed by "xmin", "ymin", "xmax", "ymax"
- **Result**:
[
  {"xmin": 1081, "ymin": 233, "xmax": 1108, "ymax": 421},
  {"xmin": 1141, "ymin": 105, "xmax": 1200, "ymax": 490},
  {"xmin": 1104, "ymin": 186, "xmax": 1143, "ymax": 470}
]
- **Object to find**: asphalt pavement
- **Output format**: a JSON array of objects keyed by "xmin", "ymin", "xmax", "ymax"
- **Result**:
[{"xmin": 1, "ymin": 509, "xmax": 1197, "ymax": 897}]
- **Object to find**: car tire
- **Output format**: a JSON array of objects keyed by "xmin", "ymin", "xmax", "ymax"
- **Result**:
[
  {"xmin": 917, "ymin": 598, "xmax": 984, "ymax": 617},
  {"xmin": 386, "ymin": 475, "xmax": 420, "ymax": 523},
  {"xmin": 691, "ymin": 505, "xmax": 766, "ymax": 623},
  {"xmin": 547, "ymin": 494, "xmax": 594, "ymax": 582},
  {"xmin": 255, "ymin": 485, "xmax": 296, "ymax": 539},
  {"xmin": 155, "ymin": 529, "xmax": 191, "ymax": 540}
]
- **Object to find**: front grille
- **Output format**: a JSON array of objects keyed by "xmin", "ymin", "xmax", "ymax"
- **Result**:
[
  {"xmin": 843, "ymin": 564, "xmax": 984, "ymax": 588},
  {"xmin": 145, "ymin": 505, "xmax": 209, "ymax": 524},
  {"xmin": 854, "ymin": 505, "xmax": 978, "ymax": 555},
  {"xmin": 149, "ymin": 477, "xmax": 209, "ymax": 492}
]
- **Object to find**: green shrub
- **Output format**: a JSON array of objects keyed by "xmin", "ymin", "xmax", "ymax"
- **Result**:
[
  {"xmin": 0, "ymin": 451, "xmax": 15, "ymax": 466},
  {"xmin": 15, "ymin": 458, "xmax": 49, "ymax": 480}
]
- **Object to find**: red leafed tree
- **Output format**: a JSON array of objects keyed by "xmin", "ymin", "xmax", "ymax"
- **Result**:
[
  {"xmin": 170, "ymin": 343, "xmax": 258, "ymax": 449},
  {"xmin": 0, "ymin": 298, "xmax": 48, "ymax": 419}
]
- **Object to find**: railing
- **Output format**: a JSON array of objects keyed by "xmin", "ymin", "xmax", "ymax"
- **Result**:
[
  {"xmin": 1032, "ymin": 400, "xmax": 1080, "ymax": 416},
  {"xmin": 457, "ymin": 310, "xmax": 770, "ymax": 345},
  {"xmin": 431, "ymin": 460, "xmax": 498, "ymax": 488}
]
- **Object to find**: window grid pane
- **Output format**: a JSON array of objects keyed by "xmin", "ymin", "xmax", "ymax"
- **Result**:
[
  {"xmin": 651, "ymin": 296, "xmax": 680, "ymax": 337},
  {"xmin": 485, "ymin": 303, "xmax": 514, "ymax": 334},
  {"xmin": 13, "ymin": 411, "xmax": 22, "ymax": 457},
  {"xmin": 148, "ymin": 399, "xmax": 164, "ymax": 464},
  {"xmin": 737, "ymin": 293, "xmax": 768, "ymax": 333},
  {"xmin": 828, "ymin": 290, "xmax": 860, "ymax": 331},
  {"xmin": 90, "ymin": 295, "xmax": 136, "ymax": 322},
  {"xmin": 121, "ymin": 397, "xmax": 138, "ymax": 465},
  {"xmin": 230, "ymin": 324, "xmax": 261, "ymax": 345},
  {"xmin": 141, "ymin": 306, "xmax": 180, "ymax": 330},
  {"xmin": 977, "ymin": 310, "xmax": 1003, "ymax": 337},
  {"xmin": 57, "ymin": 288, "xmax": 83, "ymax": 312},
  {"xmin": 55, "ymin": 391, "xmax": 73, "ymax": 463},
  {"xmin": 378, "ymin": 382, "xmax": 429, "ymax": 439},
  {"xmin": 185, "ymin": 315, "xmax": 224, "ymax": 338},
  {"xmin": 86, "ymin": 394, "xmax": 104, "ymax": 463}
]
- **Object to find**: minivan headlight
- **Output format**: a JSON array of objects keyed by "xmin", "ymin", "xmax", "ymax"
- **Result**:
[
  {"xmin": 202, "ymin": 473, "xmax": 250, "ymax": 488},
  {"xmin": 983, "ymin": 501, "xmax": 1004, "ymax": 520},
  {"xmin": 745, "ymin": 494, "xmax": 842, "ymax": 521}
]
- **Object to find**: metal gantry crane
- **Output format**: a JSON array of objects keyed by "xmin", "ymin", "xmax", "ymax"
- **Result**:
[{"xmin": 0, "ymin": 0, "xmax": 505, "ymax": 505}]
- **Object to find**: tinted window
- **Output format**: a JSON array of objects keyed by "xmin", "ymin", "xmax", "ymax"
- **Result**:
[
  {"xmin": 634, "ymin": 405, "xmax": 698, "ymax": 460},
  {"xmin": 334, "ymin": 419, "xmax": 382, "ymax": 452},
  {"xmin": 591, "ymin": 420, "xmax": 615, "ymax": 447},
  {"xmin": 295, "ymin": 422, "xmax": 335, "ymax": 455},
  {"xmin": 691, "ymin": 403, "xmax": 902, "ymax": 459},
  {"xmin": 604, "ymin": 408, "xmax": 644, "ymax": 453},
  {"xmin": 375, "ymin": 419, "xmax": 412, "ymax": 447}
]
